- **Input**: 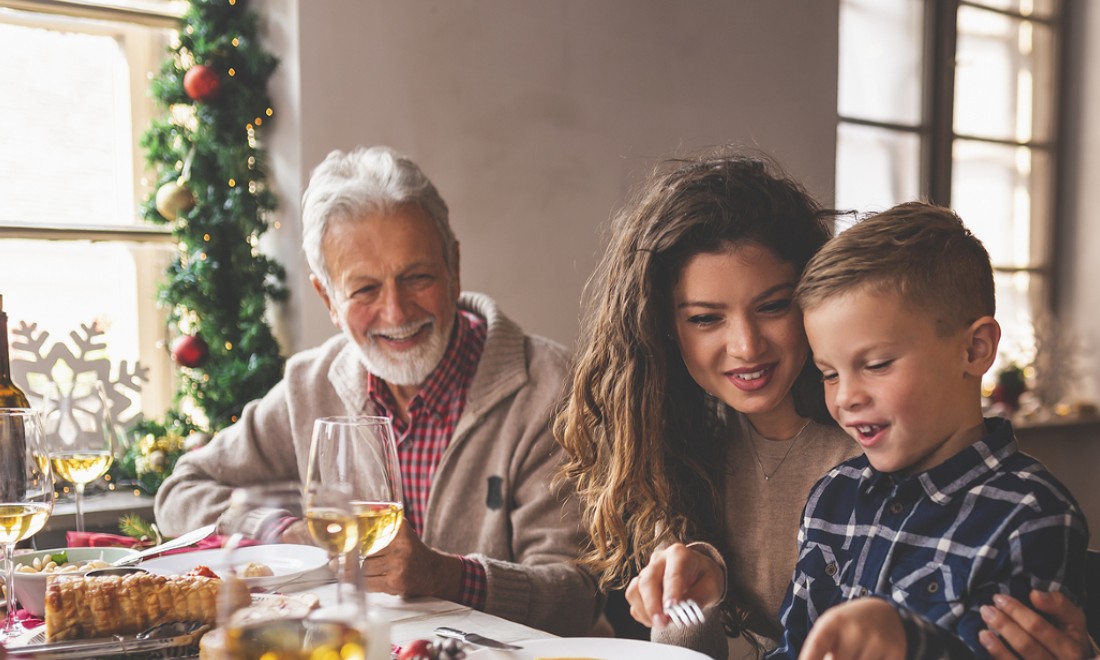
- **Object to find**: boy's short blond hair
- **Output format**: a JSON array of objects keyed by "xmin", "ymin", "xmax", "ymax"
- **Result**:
[{"xmin": 796, "ymin": 201, "xmax": 995, "ymax": 336}]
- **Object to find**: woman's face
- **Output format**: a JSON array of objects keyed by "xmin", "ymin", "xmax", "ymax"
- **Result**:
[{"xmin": 671, "ymin": 242, "xmax": 809, "ymax": 425}]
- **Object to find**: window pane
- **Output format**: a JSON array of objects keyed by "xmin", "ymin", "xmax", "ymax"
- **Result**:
[
  {"xmin": 836, "ymin": 123, "xmax": 921, "ymax": 218},
  {"xmin": 952, "ymin": 140, "xmax": 1050, "ymax": 269},
  {"xmin": 838, "ymin": 0, "xmax": 924, "ymax": 125},
  {"xmin": 0, "ymin": 20, "xmax": 138, "ymax": 226},
  {"xmin": 955, "ymin": 6, "xmax": 1056, "ymax": 143},
  {"xmin": 0, "ymin": 240, "xmax": 174, "ymax": 421},
  {"xmin": 964, "ymin": 0, "xmax": 1057, "ymax": 19},
  {"xmin": 992, "ymin": 271, "xmax": 1039, "ymax": 375}
]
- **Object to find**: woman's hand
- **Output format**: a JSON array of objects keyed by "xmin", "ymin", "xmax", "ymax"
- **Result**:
[
  {"xmin": 978, "ymin": 591, "xmax": 1094, "ymax": 659},
  {"xmin": 624, "ymin": 543, "xmax": 725, "ymax": 628}
]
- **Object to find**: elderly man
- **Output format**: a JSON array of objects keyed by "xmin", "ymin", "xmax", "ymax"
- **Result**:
[{"xmin": 155, "ymin": 146, "xmax": 601, "ymax": 636}]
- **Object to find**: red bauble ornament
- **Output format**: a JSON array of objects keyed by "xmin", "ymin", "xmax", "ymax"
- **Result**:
[
  {"xmin": 397, "ymin": 640, "xmax": 436, "ymax": 660},
  {"xmin": 172, "ymin": 334, "xmax": 210, "ymax": 368},
  {"xmin": 184, "ymin": 64, "xmax": 222, "ymax": 103}
]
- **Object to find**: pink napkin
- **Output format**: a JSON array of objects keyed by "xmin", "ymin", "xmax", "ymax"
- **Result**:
[
  {"xmin": 64, "ymin": 531, "xmax": 145, "ymax": 549},
  {"xmin": 65, "ymin": 531, "xmax": 246, "ymax": 556},
  {"xmin": 12, "ymin": 608, "xmax": 43, "ymax": 630}
]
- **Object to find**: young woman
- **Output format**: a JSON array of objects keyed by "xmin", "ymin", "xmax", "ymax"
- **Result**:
[{"xmin": 555, "ymin": 152, "xmax": 859, "ymax": 658}]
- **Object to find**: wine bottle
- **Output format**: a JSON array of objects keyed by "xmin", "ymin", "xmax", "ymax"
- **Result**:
[
  {"xmin": 0, "ymin": 294, "xmax": 29, "ymax": 502},
  {"xmin": 0, "ymin": 294, "xmax": 29, "ymax": 408}
]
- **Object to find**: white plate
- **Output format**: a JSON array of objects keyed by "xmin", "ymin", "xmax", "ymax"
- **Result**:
[
  {"xmin": 139, "ymin": 544, "xmax": 329, "ymax": 589},
  {"xmin": 467, "ymin": 637, "xmax": 712, "ymax": 660}
]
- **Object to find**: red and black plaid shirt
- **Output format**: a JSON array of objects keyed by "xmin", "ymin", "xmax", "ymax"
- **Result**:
[{"xmin": 367, "ymin": 309, "xmax": 489, "ymax": 608}]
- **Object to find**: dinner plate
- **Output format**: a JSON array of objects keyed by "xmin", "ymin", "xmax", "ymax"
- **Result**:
[
  {"xmin": 466, "ymin": 637, "xmax": 711, "ymax": 659},
  {"xmin": 139, "ymin": 544, "xmax": 329, "ymax": 589}
]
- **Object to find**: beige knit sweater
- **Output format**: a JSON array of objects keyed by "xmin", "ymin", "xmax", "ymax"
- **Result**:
[{"xmin": 656, "ymin": 415, "xmax": 859, "ymax": 659}]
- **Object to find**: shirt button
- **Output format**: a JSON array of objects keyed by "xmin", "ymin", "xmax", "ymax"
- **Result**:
[
  {"xmin": 825, "ymin": 562, "xmax": 838, "ymax": 577},
  {"xmin": 889, "ymin": 502, "xmax": 904, "ymax": 514}
]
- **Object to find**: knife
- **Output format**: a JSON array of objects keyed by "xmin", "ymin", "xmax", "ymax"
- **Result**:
[
  {"xmin": 434, "ymin": 626, "xmax": 523, "ymax": 650},
  {"xmin": 111, "ymin": 523, "xmax": 218, "ymax": 566}
]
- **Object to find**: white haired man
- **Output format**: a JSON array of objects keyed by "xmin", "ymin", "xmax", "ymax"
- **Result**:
[{"xmin": 155, "ymin": 146, "xmax": 603, "ymax": 636}]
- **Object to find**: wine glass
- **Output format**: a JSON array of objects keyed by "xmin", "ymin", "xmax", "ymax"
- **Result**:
[
  {"xmin": 0, "ymin": 408, "xmax": 54, "ymax": 638},
  {"xmin": 41, "ymin": 379, "xmax": 116, "ymax": 533},
  {"xmin": 219, "ymin": 483, "xmax": 367, "ymax": 660},
  {"xmin": 218, "ymin": 482, "xmax": 302, "ymax": 655},
  {"xmin": 305, "ymin": 449, "xmax": 359, "ymax": 604},
  {"xmin": 308, "ymin": 416, "xmax": 403, "ymax": 572}
]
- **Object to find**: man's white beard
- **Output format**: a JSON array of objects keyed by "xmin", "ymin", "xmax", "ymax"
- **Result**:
[{"xmin": 353, "ymin": 313, "xmax": 455, "ymax": 386}]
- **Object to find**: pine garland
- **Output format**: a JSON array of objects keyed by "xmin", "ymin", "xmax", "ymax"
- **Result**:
[{"xmin": 140, "ymin": 0, "xmax": 287, "ymax": 433}]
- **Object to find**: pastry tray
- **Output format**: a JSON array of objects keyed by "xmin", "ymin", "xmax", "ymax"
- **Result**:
[{"xmin": 5, "ymin": 621, "xmax": 209, "ymax": 659}]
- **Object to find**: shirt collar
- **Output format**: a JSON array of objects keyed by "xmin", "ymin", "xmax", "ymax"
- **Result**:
[
  {"xmin": 861, "ymin": 417, "xmax": 1018, "ymax": 502},
  {"xmin": 367, "ymin": 310, "xmax": 484, "ymax": 419}
]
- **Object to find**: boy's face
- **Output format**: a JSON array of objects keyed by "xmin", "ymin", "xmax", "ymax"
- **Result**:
[{"xmin": 804, "ymin": 287, "xmax": 988, "ymax": 477}]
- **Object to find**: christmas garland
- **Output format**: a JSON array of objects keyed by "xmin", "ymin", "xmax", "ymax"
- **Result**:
[{"xmin": 119, "ymin": 0, "xmax": 287, "ymax": 493}]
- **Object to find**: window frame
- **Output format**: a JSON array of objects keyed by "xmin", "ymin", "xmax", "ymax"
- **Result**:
[
  {"xmin": 0, "ymin": 0, "xmax": 183, "ymax": 416},
  {"xmin": 836, "ymin": 0, "xmax": 1066, "ymax": 339}
]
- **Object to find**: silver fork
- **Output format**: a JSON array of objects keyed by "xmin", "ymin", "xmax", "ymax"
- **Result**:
[{"xmin": 664, "ymin": 598, "xmax": 705, "ymax": 626}]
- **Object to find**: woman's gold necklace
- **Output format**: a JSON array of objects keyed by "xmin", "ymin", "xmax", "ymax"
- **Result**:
[{"xmin": 747, "ymin": 420, "xmax": 813, "ymax": 481}]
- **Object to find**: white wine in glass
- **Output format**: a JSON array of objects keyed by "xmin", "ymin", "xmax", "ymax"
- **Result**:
[
  {"xmin": 308, "ymin": 416, "xmax": 403, "ymax": 595},
  {"xmin": 42, "ymin": 380, "xmax": 116, "ymax": 533},
  {"xmin": 0, "ymin": 408, "xmax": 54, "ymax": 638},
  {"xmin": 351, "ymin": 500, "xmax": 403, "ymax": 557},
  {"xmin": 304, "ymin": 505, "xmax": 359, "ymax": 556}
]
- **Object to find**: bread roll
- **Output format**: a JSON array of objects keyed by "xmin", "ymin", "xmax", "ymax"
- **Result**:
[{"xmin": 44, "ymin": 573, "xmax": 220, "ymax": 641}]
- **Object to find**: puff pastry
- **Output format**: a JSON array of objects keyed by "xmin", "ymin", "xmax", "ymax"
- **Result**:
[{"xmin": 44, "ymin": 573, "xmax": 220, "ymax": 641}]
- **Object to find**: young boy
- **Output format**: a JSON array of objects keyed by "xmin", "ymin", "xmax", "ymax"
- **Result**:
[{"xmin": 769, "ymin": 202, "xmax": 1089, "ymax": 659}]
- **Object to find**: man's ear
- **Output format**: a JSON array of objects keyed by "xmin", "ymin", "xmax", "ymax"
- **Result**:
[
  {"xmin": 963, "ymin": 315, "xmax": 1001, "ymax": 377},
  {"xmin": 449, "ymin": 240, "xmax": 461, "ymax": 298},
  {"xmin": 310, "ymin": 274, "xmax": 341, "ymax": 329}
]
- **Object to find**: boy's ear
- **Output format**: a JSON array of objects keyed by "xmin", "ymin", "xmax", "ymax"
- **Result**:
[{"xmin": 963, "ymin": 315, "xmax": 1001, "ymax": 376}]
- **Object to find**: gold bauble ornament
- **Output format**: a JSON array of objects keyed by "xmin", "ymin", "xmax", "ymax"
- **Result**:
[{"xmin": 155, "ymin": 180, "xmax": 195, "ymax": 221}]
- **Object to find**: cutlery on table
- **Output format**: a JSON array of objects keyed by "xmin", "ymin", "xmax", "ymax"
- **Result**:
[
  {"xmin": 111, "ymin": 523, "xmax": 218, "ymax": 566},
  {"xmin": 434, "ymin": 626, "xmax": 522, "ymax": 650}
]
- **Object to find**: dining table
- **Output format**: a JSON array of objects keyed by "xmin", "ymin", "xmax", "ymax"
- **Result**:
[
  {"xmin": 2, "ymin": 563, "xmax": 557, "ymax": 658},
  {"xmin": 280, "ymin": 571, "xmax": 558, "ymax": 651}
]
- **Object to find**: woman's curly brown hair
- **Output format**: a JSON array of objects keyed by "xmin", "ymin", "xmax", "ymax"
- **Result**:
[{"xmin": 555, "ymin": 148, "xmax": 836, "ymax": 638}]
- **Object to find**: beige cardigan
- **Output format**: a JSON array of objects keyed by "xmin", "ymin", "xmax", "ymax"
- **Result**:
[{"xmin": 154, "ymin": 292, "xmax": 602, "ymax": 636}]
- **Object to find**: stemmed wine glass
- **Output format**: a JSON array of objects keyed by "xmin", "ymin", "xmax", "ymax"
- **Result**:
[
  {"xmin": 307, "ymin": 416, "xmax": 403, "ymax": 591},
  {"xmin": 218, "ymin": 483, "xmax": 307, "ymax": 657},
  {"xmin": 0, "ymin": 408, "xmax": 54, "ymax": 638},
  {"xmin": 41, "ymin": 379, "xmax": 116, "ymax": 533}
]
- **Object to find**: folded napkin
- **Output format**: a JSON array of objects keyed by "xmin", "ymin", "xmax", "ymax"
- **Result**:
[
  {"xmin": 66, "ymin": 531, "xmax": 244, "ymax": 555},
  {"xmin": 65, "ymin": 531, "xmax": 145, "ymax": 549}
]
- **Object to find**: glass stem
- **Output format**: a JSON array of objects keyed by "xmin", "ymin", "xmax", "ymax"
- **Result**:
[
  {"xmin": 3, "ymin": 542, "xmax": 16, "ymax": 634},
  {"xmin": 74, "ymin": 482, "xmax": 86, "ymax": 533},
  {"xmin": 335, "ymin": 553, "xmax": 346, "ymax": 604}
]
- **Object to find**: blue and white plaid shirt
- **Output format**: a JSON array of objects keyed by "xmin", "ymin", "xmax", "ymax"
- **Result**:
[{"xmin": 769, "ymin": 417, "xmax": 1088, "ymax": 659}]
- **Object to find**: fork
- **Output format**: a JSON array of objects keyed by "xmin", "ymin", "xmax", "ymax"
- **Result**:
[{"xmin": 664, "ymin": 598, "xmax": 705, "ymax": 627}]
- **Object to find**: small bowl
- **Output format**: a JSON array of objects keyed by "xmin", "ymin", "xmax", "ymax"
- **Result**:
[{"xmin": 12, "ymin": 547, "xmax": 135, "ymax": 617}]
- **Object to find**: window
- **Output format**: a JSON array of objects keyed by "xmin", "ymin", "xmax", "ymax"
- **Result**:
[
  {"xmin": 0, "ymin": 1, "xmax": 184, "ymax": 421},
  {"xmin": 836, "ymin": 0, "xmax": 1062, "ymax": 372}
]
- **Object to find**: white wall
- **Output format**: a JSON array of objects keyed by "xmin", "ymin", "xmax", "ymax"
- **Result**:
[
  {"xmin": 1062, "ymin": 0, "xmax": 1100, "ymax": 406},
  {"xmin": 1037, "ymin": 0, "xmax": 1100, "ymax": 541},
  {"xmin": 259, "ymin": 0, "xmax": 840, "ymax": 352}
]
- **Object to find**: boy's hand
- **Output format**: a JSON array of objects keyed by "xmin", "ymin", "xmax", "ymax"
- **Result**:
[
  {"xmin": 978, "ymin": 591, "xmax": 1093, "ymax": 659},
  {"xmin": 799, "ymin": 598, "xmax": 905, "ymax": 660},
  {"xmin": 625, "ymin": 543, "xmax": 724, "ymax": 628}
]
